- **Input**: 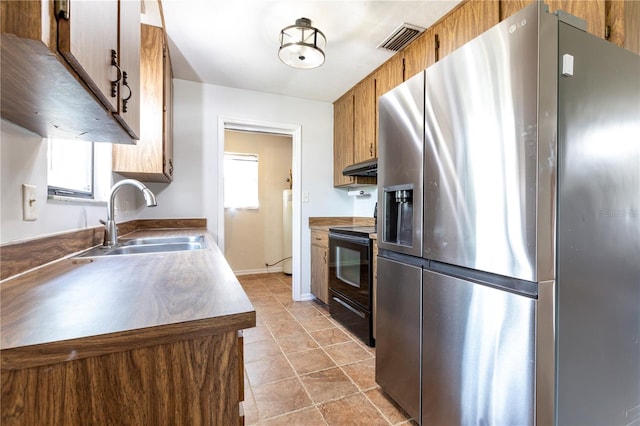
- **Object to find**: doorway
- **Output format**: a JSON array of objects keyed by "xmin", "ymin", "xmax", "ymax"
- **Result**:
[
  {"xmin": 223, "ymin": 130, "xmax": 292, "ymax": 274},
  {"xmin": 217, "ymin": 117, "xmax": 303, "ymax": 300}
]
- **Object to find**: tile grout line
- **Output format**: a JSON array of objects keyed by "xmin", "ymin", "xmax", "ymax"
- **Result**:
[{"xmin": 240, "ymin": 273, "xmax": 399, "ymax": 425}]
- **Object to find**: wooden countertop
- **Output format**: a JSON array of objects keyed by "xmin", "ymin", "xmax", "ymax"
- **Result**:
[
  {"xmin": 0, "ymin": 228, "xmax": 256, "ymax": 370},
  {"xmin": 308, "ymin": 216, "xmax": 375, "ymax": 231}
]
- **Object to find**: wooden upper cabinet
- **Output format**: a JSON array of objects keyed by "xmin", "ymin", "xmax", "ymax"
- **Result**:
[
  {"xmin": 113, "ymin": 24, "xmax": 172, "ymax": 183},
  {"xmin": 0, "ymin": 0, "xmax": 138, "ymax": 143},
  {"xmin": 163, "ymin": 40, "xmax": 175, "ymax": 179},
  {"xmin": 375, "ymin": 54, "xmax": 403, "ymax": 97},
  {"xmin": 500, "ymin": 0, "xmax": 606, "ymax": 40},
  {"xmin": 353, "ymin": 76, "xmax": 376, "ymax": 163},
  {"xmin": 403, "ymin": 27, "xmax": 436, "ymax": 81},
  {"xmin": 374, "ymin": 54, "xmax": 403, "ymax": 155},
  {"xmin": 433, "ymin": 0, "xmax": 499, "ymax": 60},
  {"xmin": 333, "ymin": 92, "xmax": 355, "ymax": 187},
  {"xmin": 58, "ymin": 1, "xmax": 119, "ymax": 112},
  {"xmin": 606, "ymin": 0, "xmax": 640, "ymax": 54},
  {"xmin": 116, "ymin": 0, "xmax": 141, "ymax": 139}
]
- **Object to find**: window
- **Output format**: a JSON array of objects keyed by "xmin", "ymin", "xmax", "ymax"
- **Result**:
[
  {"xmin": 224, "ymin": 152, "xmax": 259, "ymax": 209},
  {"xmin": 48, "ymin": 139, "xmax": 94, "ymax": 198},
  {"xmin": 47, "ymin": 139, "xmax": 112, "ymax": 201}
]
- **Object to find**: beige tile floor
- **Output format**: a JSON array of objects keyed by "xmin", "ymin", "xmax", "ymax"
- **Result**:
[{"xmin": 238, "ymin": 273, "xmax": 416, "ymax": 426}]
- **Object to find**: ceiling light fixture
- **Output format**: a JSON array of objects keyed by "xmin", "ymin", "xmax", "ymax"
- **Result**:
[{"xmin": 278, "ymin": 17, "xmax": 326, "ymax": 69}]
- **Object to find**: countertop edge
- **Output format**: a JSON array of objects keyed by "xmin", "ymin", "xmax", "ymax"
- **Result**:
[{"xmin": 1, "ymin": 311, "xmax": 256, "ymax": 370}]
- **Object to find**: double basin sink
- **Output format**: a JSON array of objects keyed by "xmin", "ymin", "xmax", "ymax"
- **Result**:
[{"xmin": 77, "ymin": 235, "xmax": 207, "ymax": 258}]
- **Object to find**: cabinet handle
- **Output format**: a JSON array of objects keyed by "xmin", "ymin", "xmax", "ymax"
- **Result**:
[
  {"xmin": 110, "ymin": 49, "xmax": 122, "ymax": 98},
  {"xmin": 121, "ymin": 71, "xmax": 132, "ymax": 112},
  {"xmin": 369, "ymin": 143, "xmax": 373, "ymax": 156},
  {"xmin": 315, "ymin": 237, "xmax": 322, "ymax": 240}
]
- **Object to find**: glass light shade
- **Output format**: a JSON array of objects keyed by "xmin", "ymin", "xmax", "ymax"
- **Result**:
[{"xmin": 278, "ymin": 18, "xmax": 326, "ymax": 69}]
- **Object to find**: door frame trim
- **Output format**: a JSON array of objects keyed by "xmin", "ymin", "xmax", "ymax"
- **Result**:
[{"xmin": 217, "ymin": 116, "xmax": 302, "ymax": 301}]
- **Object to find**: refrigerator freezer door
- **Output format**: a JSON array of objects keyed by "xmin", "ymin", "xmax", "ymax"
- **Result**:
[
  {"xmin": 422, "ymin": 269, "xmax": 536, "ymax": 425},
  {"xmin": 378, "ymin": 72, "xmax": 424, "ymax": 257},
  {"xmin": 556, "ymin": 23, "xmax": 640, "ymax": 425},
  {"xmin": 422, "ymin": 3, "xmax": 557, "ymax": 282},
  {"xmin": 375, "ymin": 255, "xmax": 422, "ymax": 422}
]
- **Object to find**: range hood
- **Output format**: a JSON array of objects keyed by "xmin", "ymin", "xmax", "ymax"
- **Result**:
[{"xmin": 342, "ymin": 158, "xmax": 377, "ymax": 177}]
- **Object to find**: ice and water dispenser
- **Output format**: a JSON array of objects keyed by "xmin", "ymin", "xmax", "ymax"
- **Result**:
[{"xmin": 382, "ymin": 185, "xmax": 414, "ymax": 247}]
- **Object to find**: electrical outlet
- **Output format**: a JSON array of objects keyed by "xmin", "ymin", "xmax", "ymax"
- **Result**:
[
  {"xmin": 22, "ymin": 184, "xmax": 37, "ymax": 221},
  {"xmin": 302, "ymin": 192, "xmax": 310, "ymax": 203}
]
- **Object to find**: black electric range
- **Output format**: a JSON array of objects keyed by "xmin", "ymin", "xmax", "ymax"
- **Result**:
[{"xmin": 327, "ymin": 225, "xmax": 376, "ymax": 347}]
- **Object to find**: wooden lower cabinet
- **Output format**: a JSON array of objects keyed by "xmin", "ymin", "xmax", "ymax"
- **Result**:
[
  {"xmin": 310, "ymin": 230, "xmax": 329, "ymax": 304},
  {"xmin": 1, "ymin": 331, "xmax": 244, "ymax": 425}
]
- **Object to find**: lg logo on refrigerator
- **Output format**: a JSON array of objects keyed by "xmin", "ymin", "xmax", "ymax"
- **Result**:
[{"xmin": 509, "ymin": 18, "xmax": 528, "ymax": 34}]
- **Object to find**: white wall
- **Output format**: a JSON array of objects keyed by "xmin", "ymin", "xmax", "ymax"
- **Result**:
[
  {"xmin": 1, "ymin": 80, "xmax": 375, "ymax": 296},
  {"xmin": 0, "ymin": 120, "xmax": 138, "ymax": 244},
  {"xmin": 141, "ymin": 79, "xmax": 354, "ymax": 296}
]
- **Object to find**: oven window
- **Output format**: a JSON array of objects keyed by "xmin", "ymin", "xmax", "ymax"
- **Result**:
[{"xmin": 336, "ymin": 246, "xmax": 362, "ymax": 288}]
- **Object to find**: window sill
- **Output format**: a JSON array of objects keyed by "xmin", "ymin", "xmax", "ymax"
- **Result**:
[{"xmin": 48, "ymin": 195, "xmax": 107, "ymax": 206}]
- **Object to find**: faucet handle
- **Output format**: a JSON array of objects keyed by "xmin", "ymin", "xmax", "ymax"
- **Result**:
[{"xmin": 99, "ymin": 219, "xmax": 106, "ymax": 226}]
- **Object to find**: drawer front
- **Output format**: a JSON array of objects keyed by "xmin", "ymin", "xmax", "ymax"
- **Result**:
[{"xmin": 311, "ymin": 230, "xmax": 329, "ymax": 248}]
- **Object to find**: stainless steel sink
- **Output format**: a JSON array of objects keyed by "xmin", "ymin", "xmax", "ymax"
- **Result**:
[
  {"xmin": 76, "ymin": 235, "xmax": 207, "ymax": 257},
  {"xmin": 120, "ymin": 235, "xmax": 205, "ymax": 246}
]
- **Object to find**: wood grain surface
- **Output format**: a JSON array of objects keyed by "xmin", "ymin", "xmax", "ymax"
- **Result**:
[
  {"xmin": 2, "ymin": 331, "xmax": 241, "ymax": 425},
  {"xmin": 308, "ymin": 216, "xmax": 375, "ymax": 228},
  {"xmin": 1, "ymin": 218, "xmax": 206, "ymax": 280},
  {"xmin": 1, "ymin": 226, "xmax": 255, "ymax": 370}
]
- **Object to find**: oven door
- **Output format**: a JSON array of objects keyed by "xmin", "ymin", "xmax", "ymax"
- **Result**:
[{"xmin": 328, "ymin": 232, "xmax": 372, "ymax": 310}]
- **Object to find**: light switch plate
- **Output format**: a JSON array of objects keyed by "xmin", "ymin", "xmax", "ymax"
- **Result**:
[{"xmin": 22, "ymin": 184, "xmax": 37, "ymax": 221}]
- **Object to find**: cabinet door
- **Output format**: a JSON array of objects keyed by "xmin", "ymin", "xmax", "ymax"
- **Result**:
[
  {"xmin": 606, "ymin": 0, "xmax": 640, "ymax": 54},
  {"xmin": 310, "ymin": 243, "xmax": 328, "ymax": 304},
  {"xmin": 374, "ymin": 56, "xmax": 403, "ymax": 163},
  {"xmin": 375, "ymin": 54, "xmax": 403, "ymax": 97},
  {"xmin": 163, "ymin": 40, "xmax": 174, "ymax": 179},
  {"xmin": 58, "ymin": 0, "xmax": 119, "ymax": 112},
  {"xmin": 403, "ymin": 28, "xmax": 436, "ymax": 80},
  {"xmin": 433, "ymin": 1, "xmax": 499, "ymax": 60},
  {"xmin": 333, "ymin": 92, "xmax": 355, "ymax": 187},
  {"xmin": 117, "ymin": 0, "xmax": 141, "ymax": 139},
  {"xmin": 113, "ymin": 24, "xmax": 169, "ymax": 182},
  {"xmin": 353, "ymin": 77, "xmax": 376, "ymax": 163}
]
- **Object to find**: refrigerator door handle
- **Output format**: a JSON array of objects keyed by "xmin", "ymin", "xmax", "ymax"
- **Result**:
[{"xmin": 332, "ymin": 296, "xmax": 365, "ymax": 318}]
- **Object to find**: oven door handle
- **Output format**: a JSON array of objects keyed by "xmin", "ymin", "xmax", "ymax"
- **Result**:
[
  {"xmin": 333, "ymin": 297, "xmax": 366, "ymax": 318},
  {"xmin": 329, "ymin": 232, "xmax": 371, "ymax": 245}
]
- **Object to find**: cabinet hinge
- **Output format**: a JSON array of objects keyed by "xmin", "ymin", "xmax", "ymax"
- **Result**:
[
  {"xmin": 55, "ymin": 0, "xmax": 70, "ymax": 20},
  {"xmin": 434, "ymin": 34, "xmax": 440, "ymax": 62},
  {"xmin": 605, "ymin": 25, "xmax": 611, "ymax": 40}
]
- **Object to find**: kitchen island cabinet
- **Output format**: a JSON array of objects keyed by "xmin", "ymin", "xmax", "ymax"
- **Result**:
[{"xmin": 0, "ymin": 227, "xmax": 255, "ymax": 425}]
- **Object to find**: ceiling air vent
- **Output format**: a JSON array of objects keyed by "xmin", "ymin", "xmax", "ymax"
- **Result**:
[{"xmin": 377, "ymin": 23, "xmax": 425, "ymax": 52}]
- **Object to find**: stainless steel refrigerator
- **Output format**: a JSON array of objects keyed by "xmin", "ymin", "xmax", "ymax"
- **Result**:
[{"xmin": 376, "ymin": 2, "xmax": 640, "ymax": 425}]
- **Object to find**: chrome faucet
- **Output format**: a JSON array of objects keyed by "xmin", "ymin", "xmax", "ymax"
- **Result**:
[{"xmin": 104, "ymin": 179, "xmax": 157, "ymax": 247}]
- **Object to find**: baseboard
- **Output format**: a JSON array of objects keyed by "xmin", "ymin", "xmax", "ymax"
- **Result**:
[
  {"xmin": 299, "ymin": 292, "xmax": 316, "ymax": 302},
  {"xmin": 234, "ymin": 266, "xmax": 284, "ymax": 276}
]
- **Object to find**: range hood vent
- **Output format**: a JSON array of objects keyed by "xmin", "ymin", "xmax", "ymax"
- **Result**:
[
  {"xmin": 377, "ymin": 23, "xmax": 425, "ymax": 52},
  {"xmin": 342, "ymin": 158, "xmax": 377, "ymax": 177}
]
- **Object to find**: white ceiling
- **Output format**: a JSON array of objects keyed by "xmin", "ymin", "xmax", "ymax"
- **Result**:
[{"xmin": 157, "ymin": 1, "xmax": 462, "ymax": 103}]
